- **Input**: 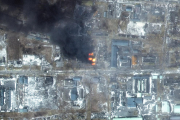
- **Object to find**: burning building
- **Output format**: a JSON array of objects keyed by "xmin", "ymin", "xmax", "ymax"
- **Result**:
[{"xmin": 88, "ymin": 53, "xmax": 96, "ymax": 65}]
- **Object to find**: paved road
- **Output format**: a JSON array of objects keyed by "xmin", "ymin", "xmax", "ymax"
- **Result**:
[{"xmin": 0, "ymin": 68, "xmax": 178, "ymax": 76}]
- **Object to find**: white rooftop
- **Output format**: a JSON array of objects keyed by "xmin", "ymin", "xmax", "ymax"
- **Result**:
[
  {"xmin": 162, "ymin": 101, "xmax": 170, "ymax": 113},
  {"xmin": 174, "ymin": 105, "xmax": 180, "ymax": 114}
]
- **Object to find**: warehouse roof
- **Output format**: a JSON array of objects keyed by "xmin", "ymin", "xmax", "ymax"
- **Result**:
[
  {"xmin": 162, "ymin": 101, "xmax": 170, "ymax": 113},
  {"xmin": 174, "ymin": 105, "xmax": 180, "ymax": 114},
  {"xmin": 170, "ymin": 116, "xmax": 180, "ymax": 120},
  {"xmin": 71, "ymin": 88, "xmax": 78, "ymax": 101},
  {"xmin": 18, "ymin": 76, "xmax": 28, "ymax": 85}
]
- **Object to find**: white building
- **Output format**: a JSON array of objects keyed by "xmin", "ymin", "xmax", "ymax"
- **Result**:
[{"xmin": 162, "ymin": 101, "xmax": 170, "ymax": 113}]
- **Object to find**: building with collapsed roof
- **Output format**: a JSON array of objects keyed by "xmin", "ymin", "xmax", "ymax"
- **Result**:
[
  {"xmin": 63, "ymin": 77, "xmax": 85, "ymax": 108},
  {"xmin": 111, "ymin": 39, "xmax": 141, "ymax": 69},
  {"xmin": 111, "ymin": 40, "xmax": 130, "ymax": 68},
  {"xmin": 132, "ymin": 56, "xmax": 137, "ymax": 66},
  {"xmin": 45, "ymin": 76, "xmax": 53, "ymax": 86},
  {"xmin": 119, "ymin": 56, "xmax": 131, "ymax": 68}
]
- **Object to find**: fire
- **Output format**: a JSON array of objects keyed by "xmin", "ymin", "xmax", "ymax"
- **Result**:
[
  {"xmin": 92, "ymin": 58, "xmax": 96, "ymax": 62},
  {"xmin": 92, "ymin": 63, "xmax": 96, "ymax": 65},
  {"xmin": 88, "ymin": 53, "xmax": 96, "ymax": 66},
  {"xmin": 89, "ymin": 53, "xmax": 94, "ymax": 56},
  {"xmin": 88, "ymin": 58, "xmax": 92, "ymax": 61}
]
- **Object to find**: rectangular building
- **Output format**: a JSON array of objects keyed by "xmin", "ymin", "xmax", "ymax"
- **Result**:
[
  {"xmin": 134, "ymin": 75, "xmax": 150, "ymax": 93},
  {"xmin": 111, "ymin": 40, "xmax": 130, "ymax": 68}
]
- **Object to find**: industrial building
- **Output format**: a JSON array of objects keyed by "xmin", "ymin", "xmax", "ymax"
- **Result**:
[
  {"xmin": 0, "ymin": 78, "xmax": 16, "ymax": 112},
  {"xmin": 142, "ymin": 56, "xmax": 157, "ymax": 67},
  {"xmin": 64, "ymin": 79, "xmax": 77, "ymax": 87},
  {"xmin": 0, "ymin": 86, "xmax": 5, "ymax": 106},
  {"xmin": 111, "ymin": 39, "xmax": 142, "ymax": 69},
  {"xmin": 71, "ymin": 88, "xmax": 78, "ymax": 101},
  {"xmin": 161, "ymin": 101, "xmax": 170, "ymax": 113},
  {"xmin": 133, "ymin": 75, "xmax": 150, "ymax": 93},
  {"xmin": 174, "ymin": 105, "xmax": 180, "ymax": 114},
  {"xmin": 18, "ymin": 76, "xmax": 28, "ymax": 85},
  {"xmin": 170, "ymin": 116, "xmax": 180, "ymax": 120},
  {"xmin": 127, "ymin": 97, "xmax": 143, "ymax": 108},
  {"xmin": 111, "ymin": 40, "xmax": 130, "ymax": 68},
  {"xmin": 73, "ymin": 76, "xmax": 82, "ymax": 81},
  {"xmin": 63, "ymin": 76, "xmax": 85, "ymax": 108}
]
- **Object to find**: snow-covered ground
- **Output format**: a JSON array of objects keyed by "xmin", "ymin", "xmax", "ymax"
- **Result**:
[
  {"xmin": 23, "ymin": 55, "xmax": 41, "ymax": 66},
  {"xmin": 11, "ymin": 90, "xmax": 18, "ymax": 111},
  {"xmin": 0, "ymin": 47, "xmax": 6, "ymax": 58},
  {"xmin": 24, "ymin": 77, "xmax": 58, "ymax": 111},
  {"xmin": 126, "ymin": 21, "xmax": 146, "ymax": 36},
  {"xmin": 0, "ymin": 36, "xmax": 7, "ymax": 66}
]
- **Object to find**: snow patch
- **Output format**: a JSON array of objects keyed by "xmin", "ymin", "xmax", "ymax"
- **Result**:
[
  {"xmin": 127, "ymin": 21, "xmax": 146, "ymax": 36},
  {"xmin": 23, "ymin": 55, "xmax": 41, "ymax": 66}
]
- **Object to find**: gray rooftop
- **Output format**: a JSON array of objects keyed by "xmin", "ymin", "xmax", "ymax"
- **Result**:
[
  {"xmin": 112, "ymin": 40, "xmax": 129, "ymax": 46},
  {"xmin": 4, "ymin": 80, "xmax": 15, "ymax": 90},
  {"xmin": 79, "ymin": 89, "xmax": 84, "ymax": 99},
  {"xmin": 0, "ymin": 86, "xmax": 5, "ymax": 106},
  {"xmin": 111, "ymin": 40, "xmax": 130, "ymax": 68},
  {"xmin": 127, "ymin": 97, "xmax": 143, "ymax": 108},
  {"xmin": 18, "ymin": 76, "xmax": 28, "ymax": 85},
  {"xmin": 73, "ymin": 76, "xmax": 82, "ymax": 81},
  {"xmin": 127, "ymin": 98, "xmax": 136, "ymax": 108},
  {"xmin": 170, "ymin": 116, "xmax": 180, "ymax": 120},
  {"xmin": 111, "ymin": 46, "xmax": 118, "ymax": 67},
  {"xmin": 71, "ymin": 88, "xmax": 78, "ymax": 101}
]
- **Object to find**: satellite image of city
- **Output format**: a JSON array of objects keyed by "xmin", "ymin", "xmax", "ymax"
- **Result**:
[{"xmin": 0, "ymin": 0, "xmax": 180, "ymax": 120}]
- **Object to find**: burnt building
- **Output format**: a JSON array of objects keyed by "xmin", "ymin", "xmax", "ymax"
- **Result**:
[
  {"xmin": 45, "ymin": 76, "xmax": 53, "ymax": 86},
  {"xmin": 111, "ymin": 40, "xmax": 130, "ymax": 68}
]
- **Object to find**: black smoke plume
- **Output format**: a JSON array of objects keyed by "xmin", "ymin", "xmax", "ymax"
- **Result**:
[
  {"xmin": 51, "ymin": 20, "xmax": 93, "ymax": 62},
  {"xmin": 0, "ymin": 0, "xmax": 94, "ymax": 62}
]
